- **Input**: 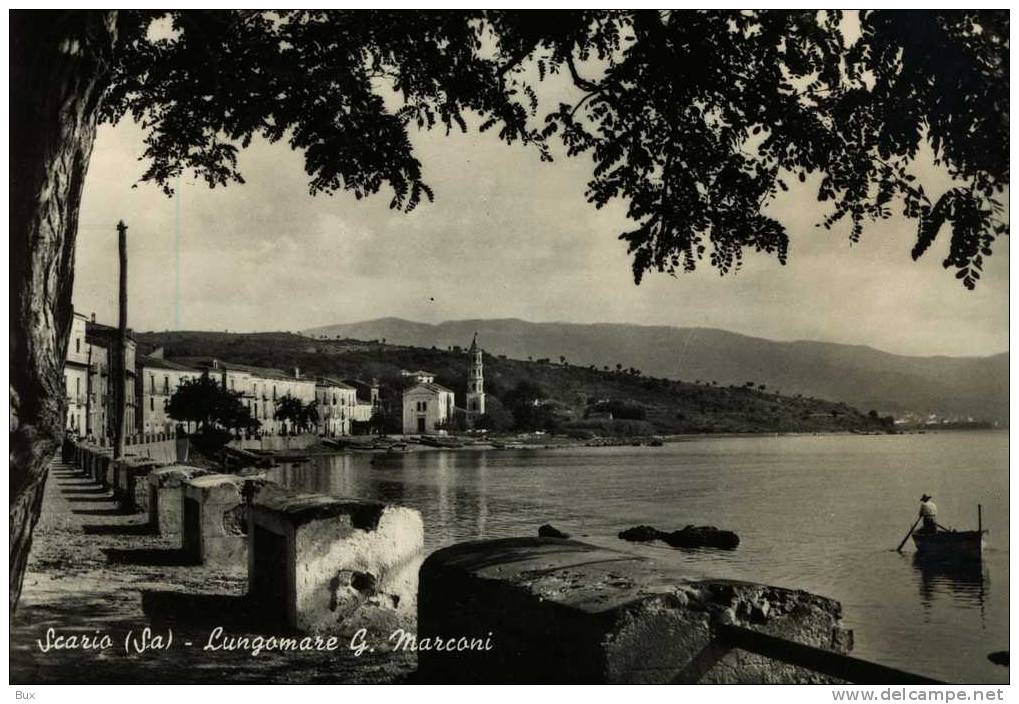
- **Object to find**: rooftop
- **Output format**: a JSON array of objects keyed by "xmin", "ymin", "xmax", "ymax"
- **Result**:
[
  {"xmin": 407, "ymin": 382, "xmax": 454, "ymax": 395},
  {"xmin": 316, "ymin": 376, "xmax": 356, "ymax": 390},
  {"xmin": 85, "ymin": 320, "xmax": 137, "ymax": 343},
  {"xmin": 170, "ymin": 356, "xmax": 307, "ymax": 382},
  {"xmin": 138, "ymin": 355, "xmax": 200, "ymax": 373}
]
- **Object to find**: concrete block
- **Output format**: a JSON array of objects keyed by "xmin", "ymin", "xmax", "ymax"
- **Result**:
[
  {"xmin": 113, "ymin": 457, "xmax": 161, "ymax": 513},
  {"xmin": 182, "ymin": 473, "xmax": 270, "ymax": 568},
  {"xmin": 103, "ymin": 454, "xmax": 120, "ymax": 487},
  {"xmin": 417, "ymin": 537, "xmax": 851, "ymax": 684},
  {"xmin": 81, "ymin": 447, "xmax": 95, "ymax": 479},
  {"xmin": 148, "ymin": 465, "xmax": 211, "ymax": 535},
  {"xmin": 90, "ymin": 449, "xmax": 110, "ymax": 485},
  {"xmin": 249, "ymin": 492, "xmax": 423, "ymax": 633}
]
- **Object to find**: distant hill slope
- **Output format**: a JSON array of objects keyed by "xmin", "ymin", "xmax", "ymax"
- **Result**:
[
  {"xmin": 303, "ymin": 318, "xmax": 1008, "ymax": 422},
  {"xmin": 134, "ymin": 331, "xmax": 892, "ymax": 436}
]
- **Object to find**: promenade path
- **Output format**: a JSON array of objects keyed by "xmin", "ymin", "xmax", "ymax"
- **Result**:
[{"xmin": 10, "ymin": 459, "xmax": 415, "ymax": 684}]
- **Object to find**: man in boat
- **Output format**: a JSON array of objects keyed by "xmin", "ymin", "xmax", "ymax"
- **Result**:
[{"xmin": 918, "ymin": 494, "xmax": 938, "ymax": 533}]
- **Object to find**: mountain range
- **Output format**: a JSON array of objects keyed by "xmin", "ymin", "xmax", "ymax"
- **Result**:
[{"xmin": 303, "ymin": 318, "xmax": 1008, "ymax": 423}]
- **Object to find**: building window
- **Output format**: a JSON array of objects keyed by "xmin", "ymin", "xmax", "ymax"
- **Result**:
[
  {"xmin": 164, "ymin": 376, "xmax": 169, "ymax": 393},
  {"xmin": 150, "ymin": 397, "xmax": 154, "ymax": 412},
  {"xmin": 75, "ymin": 377, "xmax": 80, "ymax": 397},
  {"xmin": 75, "ymin": 337, "xmax": 80, "ymax": 353},
  {"xmin": 150, "ymin": 374, "xmax": 156, "ymax": 393}
]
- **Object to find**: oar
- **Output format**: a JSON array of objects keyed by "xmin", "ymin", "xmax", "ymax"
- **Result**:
[{"xmin": 896, "ymin": 515, "xmax": 922, "ymax": 552}]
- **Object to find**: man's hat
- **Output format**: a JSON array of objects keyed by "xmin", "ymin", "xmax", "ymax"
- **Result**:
[{"xmin": 920, "ymin": 494, "xmax": 932, "ymax": 502}]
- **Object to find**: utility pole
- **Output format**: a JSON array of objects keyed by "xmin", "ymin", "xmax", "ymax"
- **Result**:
[
  {"xmin": 85, "ymin": 343, "xmax": 93, "ymax": 438},
  {"xmin": 114, "ymin": 220, "xmax": 128, "ymax": 460}
]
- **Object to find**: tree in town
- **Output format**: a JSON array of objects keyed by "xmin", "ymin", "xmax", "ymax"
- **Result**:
[
  {"xmin": 273, "ymin": 396, "xmax": 320, "ymax": 434},
  {"xmin": 166, "ymin": 375, "xmax": 259, "ymax": 434},
  {"xmin": 475, "ymin": 396, "xmax": 516, "ymax": 432},
  {"xmin": 9, "ymin": 10, "xmax": 1008, "ymax": 610},
  {"xmin": 304, "ymin": 401, "xmax": 320, "ymax": 432},
  {"xmin": 216, "ymin": 394, "xmax": 262, "ymax": 435}
]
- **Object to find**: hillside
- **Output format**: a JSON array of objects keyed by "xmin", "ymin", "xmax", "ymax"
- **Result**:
[
  {"xmin": 303, "ymin": 318, "xmax": 1008, "ymax": 423},
  {"xmin": 136, "ymin": 331, "xmax": 893, "ymax": 436}
]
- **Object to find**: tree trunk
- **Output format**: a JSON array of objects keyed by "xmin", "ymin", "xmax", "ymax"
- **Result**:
[{"xmin": 9, "ymin": 11, "xmax": 117, "ymax": 614}]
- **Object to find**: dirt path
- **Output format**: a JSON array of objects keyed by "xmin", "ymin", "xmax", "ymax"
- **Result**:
[{"xmin": 10, "ymin": 459, "xmax": 416, "ymax": 683}]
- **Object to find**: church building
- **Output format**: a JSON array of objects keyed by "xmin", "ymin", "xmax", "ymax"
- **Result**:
[{"xmin": 400, "ymin": 333, "xmax": 486, "ymax": 435}]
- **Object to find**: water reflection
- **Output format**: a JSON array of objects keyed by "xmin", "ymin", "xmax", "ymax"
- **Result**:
[
  {"xmin": 912, "ymin": 553, "xmax": 989, "ymax": 612},
  {"xmin": 274, "ymin": 452, "xmax": 498, "ymax": 549}
]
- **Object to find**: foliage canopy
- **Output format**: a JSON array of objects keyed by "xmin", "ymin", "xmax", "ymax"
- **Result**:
[{"xmin": 105, "ymin": 10, "xmax": 1008, "ymax": 288}]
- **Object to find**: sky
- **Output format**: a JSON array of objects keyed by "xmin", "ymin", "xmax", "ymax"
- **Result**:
[{"xmin": 73, "ymin": 105, "xmax": 1009, "ymax": 359}]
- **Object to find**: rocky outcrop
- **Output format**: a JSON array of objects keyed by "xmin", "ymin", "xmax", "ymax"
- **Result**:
[
  {"xmin": 618, "ymin": 524, "xmax": 740, "ymax": 550},
  {"xmin": 662, "ymin": 526, "xmax": 740, "ymax": 550},
  {"xmin": 538, "ymin": 524, "xmax": 570, "ymax": 539},
  {"xmin": 618, "ymin": 525, "xmax": 660, "ymax": 542}
]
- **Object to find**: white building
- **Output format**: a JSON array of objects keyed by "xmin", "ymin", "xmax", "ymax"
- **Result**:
[
  {"xmin": 402, "ymin": 383, "xmax": 455, "ymax": 434},
  {"xmin": 316, "ymin": 378, "xmax": 358, "ymax": 436},
  {"xmin": 63, "ymin": 312, "xmax": 90, "ymax": 435},
  {"xmin": 175, "ymin": 358, "xmax": 317, "ymax": 435},
  {"xmin": 63, "ymin": 311, "xmax": 137, "ymax": 442},
  {"xmin": 401, "ymin": 369, "xmax": 436, "ymax": 385},
  {"xmin": 138, "ymin": 355, "xmax": 201, "ymax": 434}
]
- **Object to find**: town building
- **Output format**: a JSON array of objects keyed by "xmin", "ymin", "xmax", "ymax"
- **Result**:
[
  {"xmin": 401, "ymin": 369, "xmax": 436, "ymax": 385},
  {"xmin": 86, "ymin": 319, "xmax": 138, "ymax": 437},
  {"xmin": 137, "ymin": 354, "xmax": 201, "ymax": 434},
  {"xmin": 343, "ymin": 377, "xmax": 383, "ymax": 428},
  {"xmin": 402, "ymin": 382, "xmax": 456, "ymax": 434},
  {"xmin": 63, "ymin": 312, "xmax": 91, "ymax": 436},
  {"xmin": 62, "ymin": 311, "xmax": 137, "ymax": 443},
  {"xmin": 400, "ymin": 335, "xmax": 487, "ymax": 434},
  {"xmin": 176, "ymin": 358, "xmax": 317, "ymax": 436},
  {"xmin": 315, "ymin": 378, "xmax": 358, "ymax": 437}
]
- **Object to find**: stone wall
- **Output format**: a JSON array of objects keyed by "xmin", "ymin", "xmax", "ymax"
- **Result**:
[{"xmin": 229, "ymin": 433, "xmax": 319, "ymax": 452}]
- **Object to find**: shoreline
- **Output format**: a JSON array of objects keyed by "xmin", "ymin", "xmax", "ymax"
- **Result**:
[{"xmin": 281, "ymin": 426, "xmax": 1001, "ymax": 459}]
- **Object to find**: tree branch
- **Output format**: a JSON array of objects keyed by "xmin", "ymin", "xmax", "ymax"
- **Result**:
[
  {"xmin": 565, "ymin": 53, "xmax": 599, "ymax": 93},
  {"xmin": 497, "ymin": 37, "xmax": 541, "ymax": 78}
]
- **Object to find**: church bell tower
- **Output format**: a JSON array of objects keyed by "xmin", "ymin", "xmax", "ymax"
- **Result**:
[{"xmin": 466, "ymin": 332, "xmax": 485, "ymax": 423}]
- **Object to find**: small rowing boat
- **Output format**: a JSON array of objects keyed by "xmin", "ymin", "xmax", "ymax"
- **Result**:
[
  {"xmin": 912, "ymin": 504, "xmax": 987, "ymax": 562},
  {"xmin": 912, "ymin": 529, "xmax": 986, "ymax": 561}
]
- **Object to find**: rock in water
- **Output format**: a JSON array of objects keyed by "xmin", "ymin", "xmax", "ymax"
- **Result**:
[
  {"xmin": 618, "ymin": 525, "xmax": 662, "ymax": 542},
  {"xmin": 538, "ymin": 524, "xmax": 570, "ymax": 539},
  {"xmin": 988, "ymin": 651, "xmax": 1009, "ymax": 667},
  {"xmin": 662, "ymin": 525, "xmax": 740, "ymax": 550}
]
